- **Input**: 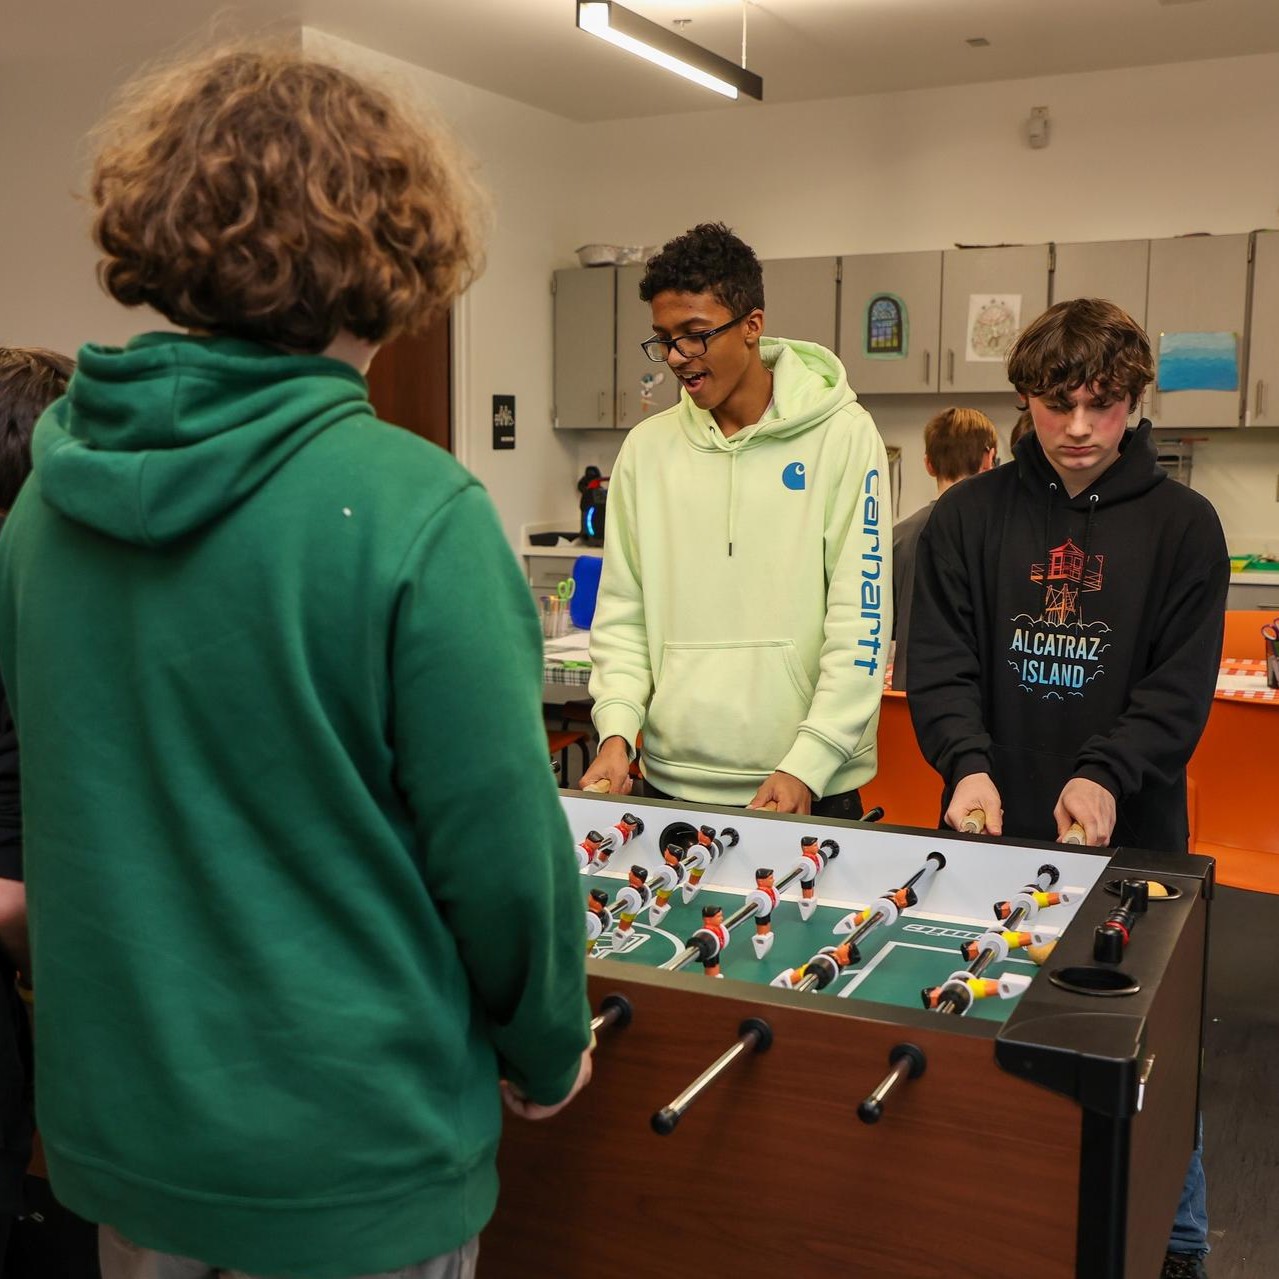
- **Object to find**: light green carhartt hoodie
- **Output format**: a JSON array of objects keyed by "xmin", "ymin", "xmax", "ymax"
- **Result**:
[
  {"xmin": 0, "ymin": 333, "xmax": 589, "ymax": 1278},
  {"xmin": 590, "ymin": 338, "xmax": 891, "ymax": 804}
]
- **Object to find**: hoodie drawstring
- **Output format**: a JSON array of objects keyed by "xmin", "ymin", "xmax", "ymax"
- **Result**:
[
  {"xmin": 727, "ymin": 451, "xmax": 737, "ymax": 557},
  {"xmin": 1040, "ymin": 482, "xmax": 1059, "ymax": 619},
  {"xmin": 1079, "ymin": 494, "xmax": 1100, "ymax": 614}
]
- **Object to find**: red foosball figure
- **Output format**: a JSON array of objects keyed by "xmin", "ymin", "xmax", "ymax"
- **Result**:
[
  {"xmin": 584, "ymin": 888, "xmax": 613, "ymax": 954},
  {"xmin": 692, "ymin": 905, "xmax": 729, "ymax": 978},
  {"xmin": 745, "ymin": 868, "xmax": 780, "ymax": 958},
  {"xmin": 612, "ymin": 865, "xmax": 651, "ymax": 945}
]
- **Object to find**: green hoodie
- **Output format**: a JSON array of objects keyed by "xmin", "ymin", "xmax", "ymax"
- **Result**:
[
  {"xmin": 590, "ymin": 339, "xmax": 891, "ymax": 804},
  {"xmin": 0, "ymin": 333, "xmax": 589, "ymax": 1277}
]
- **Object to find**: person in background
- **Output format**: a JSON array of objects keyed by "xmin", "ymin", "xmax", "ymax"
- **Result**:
[
  {"xmin": 581, "ymin": 223, "xmax": 890, "ymax": 818},
  {"xmin": 1009, "ymin": 407, "xmax": 1034, "ymax": 450},
  {"xmin": 890, "ymin": 406, "xmax": 998, "ymax": 689},
  {"xmin": 906, "ymin": 298, "xmax": 1225, "ymax": 1279},
  {"xmin": 0, "ymin": 44, "xmax": 590, "ymax": 1279},
  {"xmin": 0, "ymin": 347, "xmax": 74, "ymax": 1259}
]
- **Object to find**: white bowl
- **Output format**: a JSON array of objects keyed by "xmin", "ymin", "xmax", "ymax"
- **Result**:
[{"xmin": 576, "ymin": 244, "xmax": 621, "ymax": 267}]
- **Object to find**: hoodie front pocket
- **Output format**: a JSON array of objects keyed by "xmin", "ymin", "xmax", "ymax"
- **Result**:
[{"xmin": 644, "ymin": 640, "xmax": 814, "ymax": 777}]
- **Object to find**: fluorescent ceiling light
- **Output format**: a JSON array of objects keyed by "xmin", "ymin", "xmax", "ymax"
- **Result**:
[{"xmin": 576, "ymin": 1, "xmax": 763, "ymax": 102}]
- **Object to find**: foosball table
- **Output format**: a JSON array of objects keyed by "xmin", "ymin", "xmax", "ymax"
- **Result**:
[{"xmin": 481, "ymin": 790, "xmax": 1212, "ymax": 1279}]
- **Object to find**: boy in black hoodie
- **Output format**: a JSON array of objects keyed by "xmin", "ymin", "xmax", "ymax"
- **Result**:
[{"xmin": 906, "ymin": 298, "xmax": 1225, "ymax": 1278}]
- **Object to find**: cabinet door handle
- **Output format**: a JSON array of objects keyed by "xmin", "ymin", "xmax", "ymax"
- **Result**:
[
  {"xmin": 924, "ymin": 351, "xmax": 931, "ymax": 385},
  {"xmin": 1256, "ymin": 379, "xmax": 1267, "ymax": 419},
  {"xmin": 947, "ymin": 350, "xmax": 955, "ymax": 384},
  {"xmin": 598, "ymin": 391, "xmax": 606, "ymax": 423},
  {"xmin": 620, "ymin": 390, "xmax": 627, "ymax": 425}
]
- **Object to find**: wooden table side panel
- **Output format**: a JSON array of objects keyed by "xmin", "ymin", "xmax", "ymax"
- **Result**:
[{"xmin": 484, "ymin": 976, "xmax": 1082, "ymax": 1279}]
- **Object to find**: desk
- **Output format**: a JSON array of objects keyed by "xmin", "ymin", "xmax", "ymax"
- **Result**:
[{"xmin": 1188, "ymin": 657, "xmax": 1279, "ymax": 892}]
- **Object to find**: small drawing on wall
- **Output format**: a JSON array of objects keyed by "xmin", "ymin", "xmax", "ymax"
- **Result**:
[
  {"xmin": 1157, "ymin": 331, "xmax": 1239, "ymax": 393},
  {"xmin": 865, "ymin": 294, "xmax": 908, "ymax": 359},
  {"xmin": 966, "ymin": 294, "xmax": 1022, "ymax": 362}
]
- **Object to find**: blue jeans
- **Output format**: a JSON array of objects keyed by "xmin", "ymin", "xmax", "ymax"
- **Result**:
[{"xmin": 1167, "ymin": 1115, "xmax": 1208, "ymax": 1256}]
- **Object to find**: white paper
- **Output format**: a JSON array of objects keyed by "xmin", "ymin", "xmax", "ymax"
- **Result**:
[
  {"xmin": 544, "ymin": 630, "xmax": 592, "ymax": 660},
  {"xmin": 1216, "ymin": 673, "xmax": 1269, "ymax": 692},
  {"xmin": 966, "ymin": 294, "xmax": 1022, "ymax": 363}
]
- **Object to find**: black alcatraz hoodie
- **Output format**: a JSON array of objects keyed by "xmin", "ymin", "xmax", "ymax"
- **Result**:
[{"xmin": 905, "ymin": 420, "xmax": 1228, "ymax": 852}]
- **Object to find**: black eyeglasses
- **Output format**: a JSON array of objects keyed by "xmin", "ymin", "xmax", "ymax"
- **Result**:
[{"xmin": 641, "ymin": 311, "xmax": 753, "ymax": 363}]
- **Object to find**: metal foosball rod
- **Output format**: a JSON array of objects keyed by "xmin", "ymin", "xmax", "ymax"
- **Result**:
[
  {"xmin": 773, "ymin": 851, "xmax": 947, "ymax": 993},
  {"xmin": 575, "ymin": 810, "xmax": 645, "ymax": 873},
  {"xmin": 589, "ymin": 993, "xmax": 633, "ymax": 1037},
  {"xmin": 857, "ymin": 864, "xmax": 1070, "ymax": 1122},
  {"xmin": 657, "ymin": 835, "xmax": 839, "ymax": 975},
  {"xmin": 650, "ymin": 1018, "xmax": 773, "ymax": 1135}
]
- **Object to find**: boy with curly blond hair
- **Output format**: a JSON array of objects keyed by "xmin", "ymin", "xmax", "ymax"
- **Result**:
[{"xmin": 0, "ymin": 45, "xmax": 590, "ymax": 1279}]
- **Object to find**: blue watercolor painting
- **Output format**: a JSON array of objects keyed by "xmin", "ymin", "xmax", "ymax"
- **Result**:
[{"xmin": 1158, "ymin": 331, "xmax": 1238, "ymax": 393}]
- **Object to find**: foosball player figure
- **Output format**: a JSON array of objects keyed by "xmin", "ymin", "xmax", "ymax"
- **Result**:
[
  {"xmin": 595, "ymin": 811, "xmax": 644, "ymax": 871},
  {"xmin": 683, "ymin": 825, "xmax": 738, "ymax": 902},
  {"xmin": 648, "ymin": 843, "xmax": 689, "ymax": 925},
  {"xmin": 771, "ymin": 938, "xmax": 860, "ymax": 992},
  {"xmin": 690, "ymin": 905, "xmax": 729, "ymax": 978},
  {"xmin": 576, "ymin": 830, "xmax": 605, "ymax": 873},
  {"xmin": 960, "ymin": 928, "xmax": 1044, "ymax": 964},
  {"xmin": 796, "ymin": 836, "xmax": 839, "ymax": 921},
  {"xmin": 585, "ymin": 889, "xmax": 613, "ymax": 954},
  {"xmin": 993, "ymin": 868, "xmax": 1072, "ymax": 923},
  {"xmin": 922, "ymin": 971, "xmax": 1031, "ymax": 1013},
  {"xmin": 745, "ymin": 868, "xmax": 780, "ymax": 958},
  {"xmin": 611, "ymin": 866, "xmax": 652, "ymax": 946}
]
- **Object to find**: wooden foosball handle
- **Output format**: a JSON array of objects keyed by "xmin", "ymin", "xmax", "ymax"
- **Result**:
[
  {"xmin": 582, "ymin": 779, "xmax": 612, "ymax": 793},
  {"xmin": 960, "ymin": 808, "xmax": 985, "ymax": 834},
  {"xmin": 1062, "ymin": 822, "xmax": 1086, "ymax": 845}
]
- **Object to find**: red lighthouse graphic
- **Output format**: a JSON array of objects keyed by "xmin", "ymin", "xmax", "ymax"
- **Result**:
[{"xmin": 1030, "ymin": 538, "xmax": 1104, "ymax": 625}]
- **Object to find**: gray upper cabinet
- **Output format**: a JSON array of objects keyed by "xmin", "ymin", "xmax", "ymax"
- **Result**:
[
  {"xmin": 1051, "ymin": 240, "xmax": 1150, "ymax": 327},
  {"xmin": 940, "ymin": 245, "xmax": 1051, "ymax": 394},
  {"xmin": 1245, "ymin": 231, "xmax": 1279, "ymax": 427},
  {"xmin": 761, "ymin": 257, "xmax": 839, "ymax": 352},
  {"xmin": 616, "ymin": 265, "xmax": 678, "ymax": 430},
  {"xmin": 1146, "ymin": 234, "xmax": 1249, "ymax": 429},
  {"xmin": 839, "ymin": 251, "xmax": 943, "ymax": 394},
  {"xmin": 553, "ymin": 267, "xmax": 615, "ymax": 429}
]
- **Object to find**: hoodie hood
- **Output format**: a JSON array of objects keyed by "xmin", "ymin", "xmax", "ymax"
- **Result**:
[
  {"xmin": 677, "ymin": 338, "xmax": 855, "ymax": 452},
  {"xmin": 1013, "ymin": 417, "xmax": 1166, "ymax": 510},
  {"xmin": 33, "ymin": 332, "xmax": 374, "ymax": 546}
]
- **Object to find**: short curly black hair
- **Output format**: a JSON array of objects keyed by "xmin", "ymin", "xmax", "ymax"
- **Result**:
[{"xmin": 639, "ymin": 222, "xmax": 764, "ymax": 316}]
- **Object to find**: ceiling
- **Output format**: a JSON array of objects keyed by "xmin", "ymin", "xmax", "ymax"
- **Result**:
[{"xmin": 10, "ymin": 0, "xmax": 1279, "ymax": 123}]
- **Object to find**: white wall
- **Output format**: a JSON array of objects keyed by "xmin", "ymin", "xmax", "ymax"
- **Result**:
[
  {"xmin": 0, "ymin": 52, "xmax": 148, "ymax": 353},
  {"xmin": 5, "ymin": 35, "xmax": 1279, "ymax": 554},
  {"xmin": 303, "ymin": 31, "xmax": 586, "ymax": 550},
  {"xmin": 558, "ymin": 51, "xmax": 1279, "ymax": 554}
]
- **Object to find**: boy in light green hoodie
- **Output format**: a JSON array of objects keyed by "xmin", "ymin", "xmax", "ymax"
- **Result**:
[
  {"xmin": 0, "ymin": 45, "xmax": 590, "ymax": 1279},
  {"xmin": 581, "ymin": 224, "xmax": 891, "ymax": 815}
]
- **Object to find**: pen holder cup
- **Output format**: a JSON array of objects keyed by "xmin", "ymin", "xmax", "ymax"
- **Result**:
[
  {"xmin": 541, "ymin": 596, "xmax": 569, "ymax": 640},
  {"xmin": 1266, "ymin": 637, "xmax": 1279, "ymax": 689}
]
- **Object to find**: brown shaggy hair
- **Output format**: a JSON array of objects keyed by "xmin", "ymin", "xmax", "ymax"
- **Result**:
[
  {"xmin": 1006, "ymin": 298, "xmax": 1153, "ymax": 412},
  {"xmin": 1009, "ymin": 408, "xmax": 1035, "ymax": 450},
  {"xmin": 91, "ymin": 44, "xmax": 487, "ymax": 352},
  {"xmin": 0, "ymin": 348, "xmax": 75, "ymax": 510},
  {"xmin": 923, "ymin": 407, "xmax": 998, "ymax": 482}
]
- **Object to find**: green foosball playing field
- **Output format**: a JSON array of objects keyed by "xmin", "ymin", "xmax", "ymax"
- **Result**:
[{"xmin": 583, "ymin": 872, "xmax": 1038, "ymax": 1023}]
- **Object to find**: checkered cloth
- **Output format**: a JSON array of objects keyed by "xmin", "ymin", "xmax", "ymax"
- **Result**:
[
  {"xmin": 544, "ymin": 663, "xmax": 592, "ymax": 687},
  {"xmin": 1216, "ymin": 658, "xmax": 1278, "ymax": 703}
]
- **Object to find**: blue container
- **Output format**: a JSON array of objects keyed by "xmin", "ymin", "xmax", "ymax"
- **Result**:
[{"xmin": 569, "ymin": 555, "xmax": 603, "ymax": 630}]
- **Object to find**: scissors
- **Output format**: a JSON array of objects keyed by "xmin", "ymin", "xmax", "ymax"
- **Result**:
[
  {"xmin": 1262, "ymin": 616, "xmax": 1279, "ymax": 643},
  {"xmin": 557, "ymin": 577, "xmax": 575, "ymax": 604}
]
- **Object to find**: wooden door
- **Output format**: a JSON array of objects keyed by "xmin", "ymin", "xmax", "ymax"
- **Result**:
[{"xmin": 366, "ymin": 309, "xmax": 452, "ymax": 451}]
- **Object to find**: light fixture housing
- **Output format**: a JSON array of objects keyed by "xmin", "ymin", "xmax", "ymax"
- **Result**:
[{"xmin": 576, "ymin": 1, "xmax": 763, "ymax": 102}]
